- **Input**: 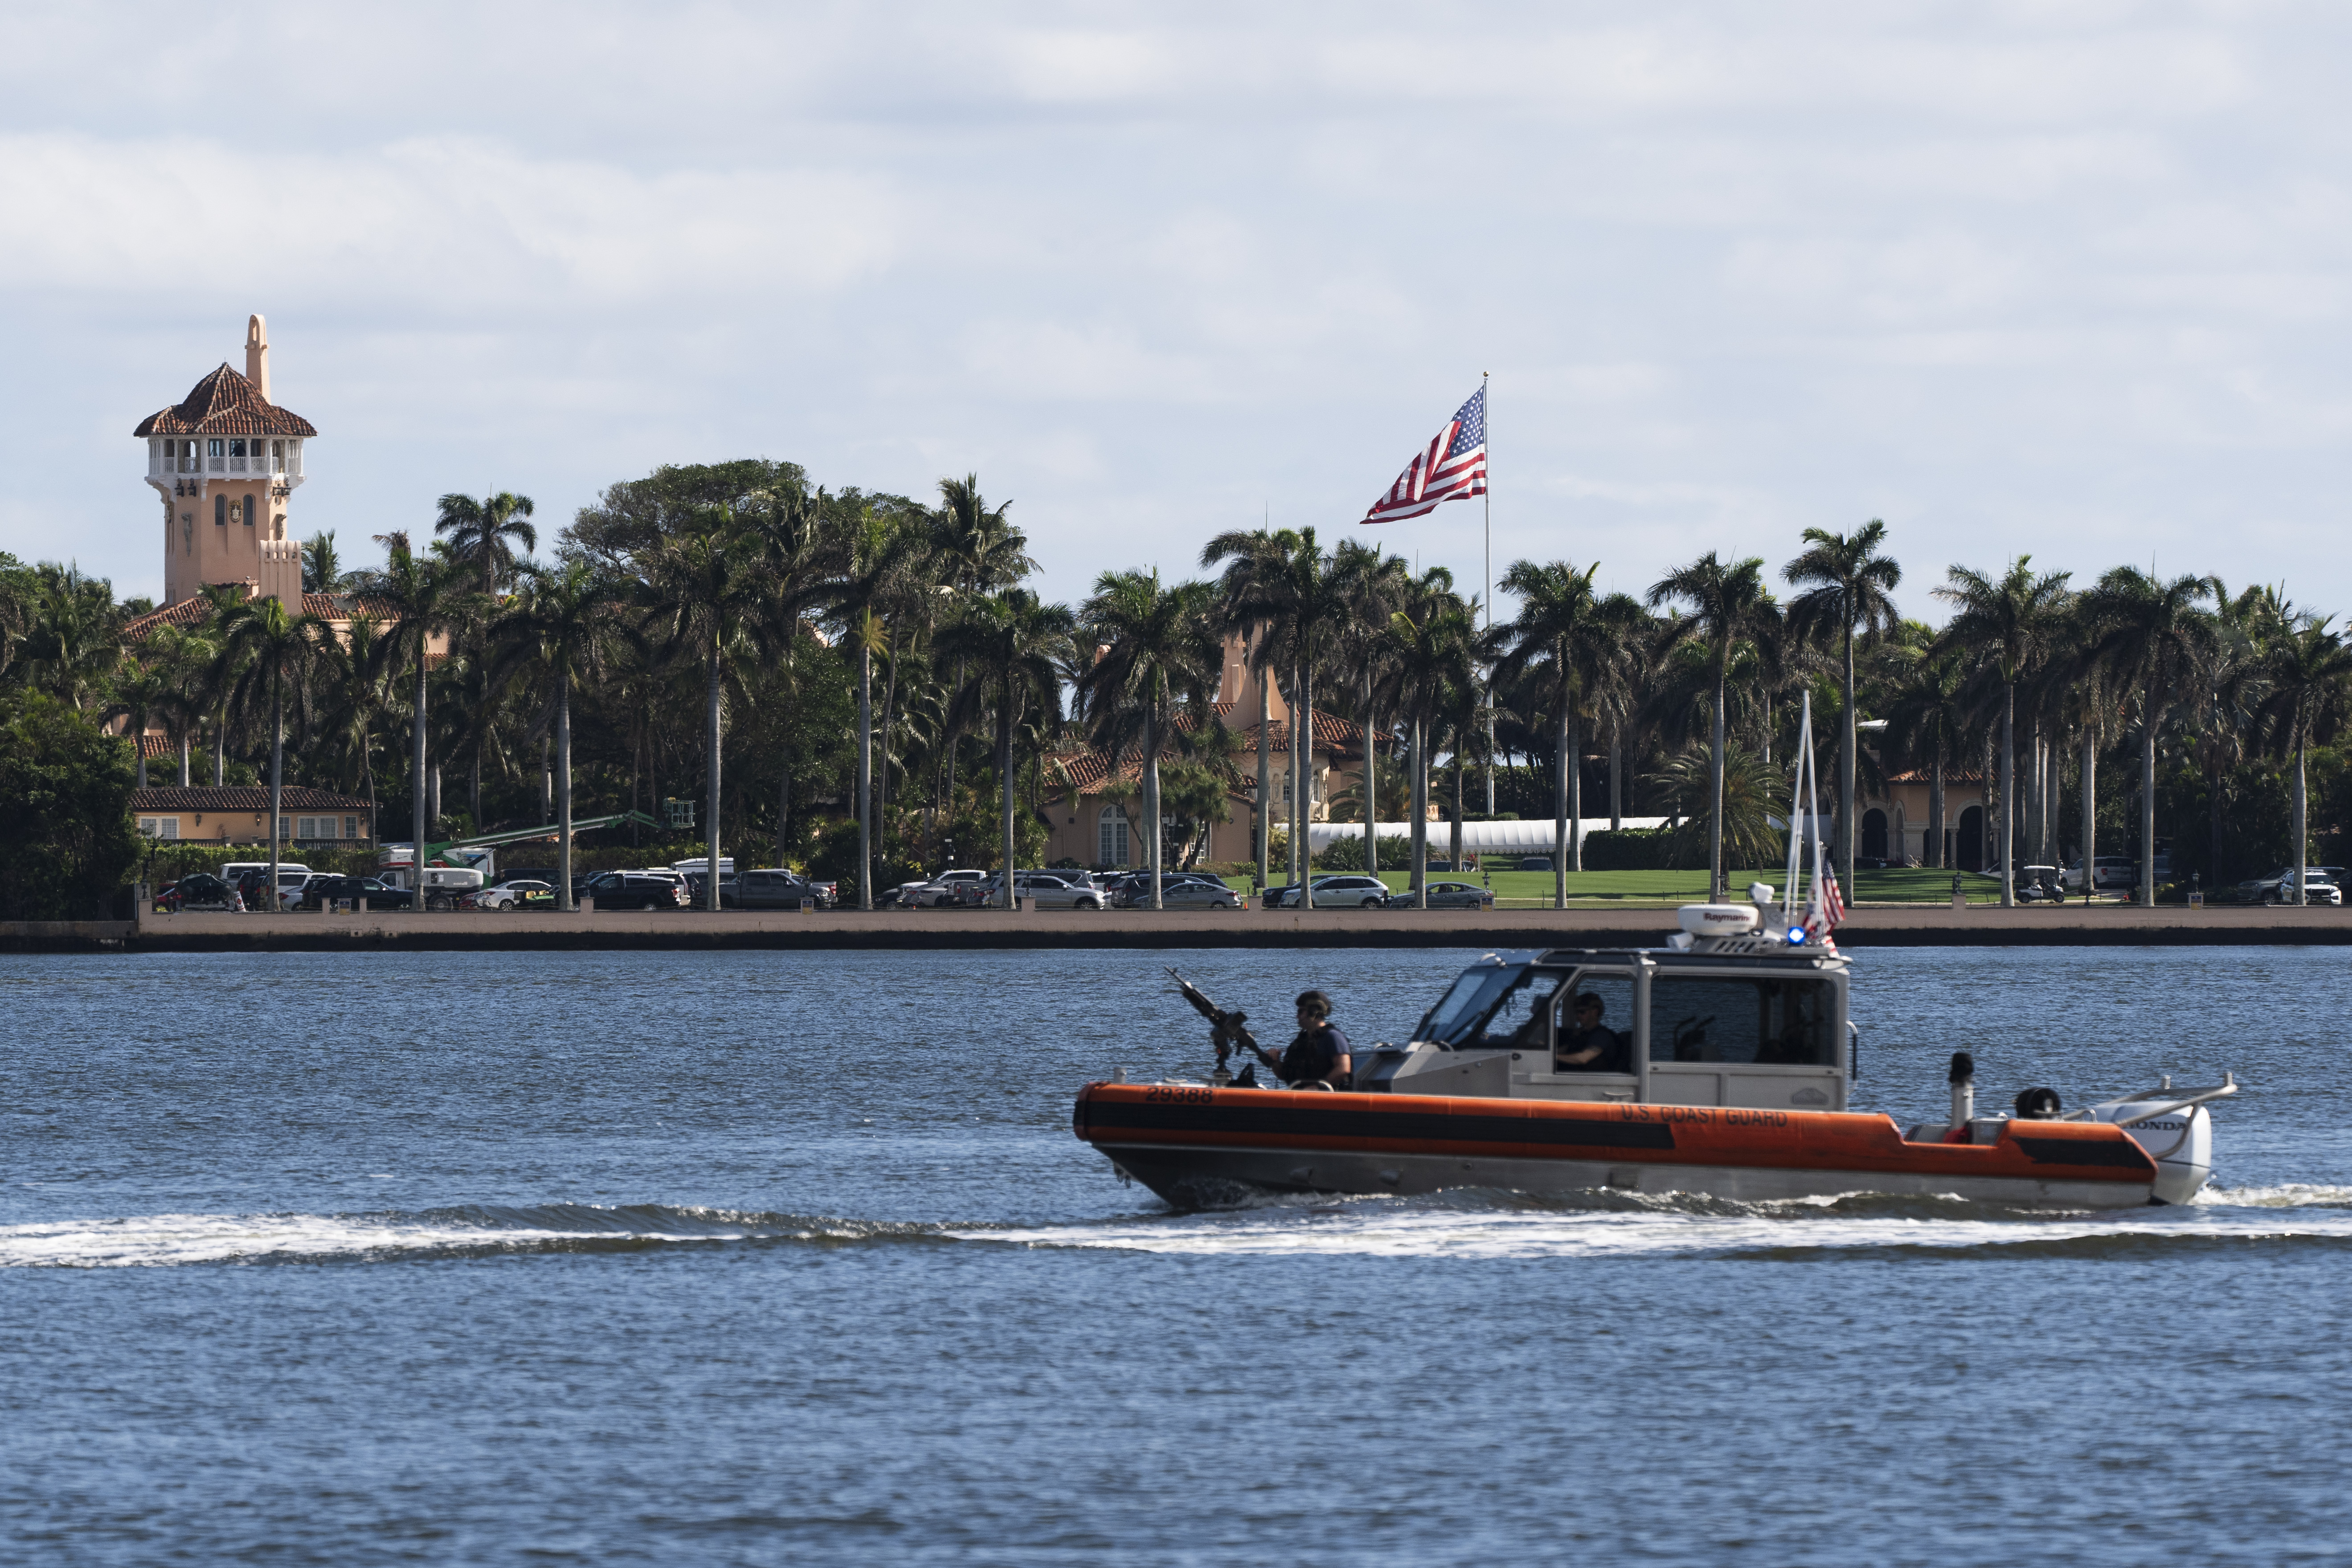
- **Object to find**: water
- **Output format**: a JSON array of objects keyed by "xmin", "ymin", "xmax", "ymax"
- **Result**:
[{"xmin": 4, "ymin": 946, "xmax": 2350, "ymax": 1565}]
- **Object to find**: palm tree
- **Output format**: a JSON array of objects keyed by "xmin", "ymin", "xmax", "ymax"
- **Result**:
[
  {"xmin": 1782, "ymin": 521, "xmax": 1902, "ymax": 880},
  {"xmin": 434, "ymin": 492, "xmax": 539, "ymax": 598},
  {"xmin": 302, "ymin": 530, "xmax": 344, "ymax": 595},
  {"xmin": 1383, "ymin": 570, "xmax": 1474, "ymax": 906},
  {"xmin": 641, "ymin": 507, "xmax": 784, "ymax": 911},
  {"xmin": 930, "ymin": 475, "xmax": 1035, "ymax": 812},
  {"xmin": 211, "ymin": 594, "xmax": 330, "ymax": 900},
  {"xmin": 312, "ymin": 614, "xmax": 394, "ymax": 812},
  {"xmin": 1332, "ymin": 540, "xmax": 1409, "ymax": 877},
  {"xmin": 1489, "ymin": 559, "xmax": 1612, "ymax": 904},
  {"xmin": 937, "ymin": 589, "xmax": 1076, "ymax": 903},
  {"xmin": 816, "ymin": 502, "xmax": 929, "ymax": 908},
  {"xmin": 16, "ymin": 565, "xmax": 125, "ymax": 712},
  {"xmin": 1077, "ymin": 570, "xmax": 1225, "ymax": 910},
  {"xmin": 495, "ymin": 561, "xmax": 638, "ymax": 909},
  {"xmin": 2255, "ymin": 614, "xmax": 2352, "ymax": 904},
  {"xmin": 1201, "ymin": 527, "xmax": 1348, "ymax": 906},
  {"xmin": 371, "ymin": 532, "xmax": 464, "ymax": 867},
  {"xmin": 1646, "ymin": 553, "xmax": 1779, "ymax": 901},
  {"xmin": 1882, "ymin": 644, "xmax": 1972, "ymax": 868},
  {"xmin": 2081, "ymin": 568, "xmax": 2217, "ymax": 906},
  {"xmin": 1931, "ymin": 558, "xmax": 2071, "ymax": 905}
]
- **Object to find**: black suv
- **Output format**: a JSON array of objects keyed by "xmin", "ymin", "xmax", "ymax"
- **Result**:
[
  {"xmin": 722, "ymin": 868, "xmax": 834, "ymax": 909},
  {"xmin": 297, "ymin": 875, "xmax": 415, "ymax": 910},
  {"xmin": 579, "ymin": 871, "xmax": 690, "ymax": 910},
  {"xmin": 155, "ymin": 872, "xmax": 237, "ymax": 912}
]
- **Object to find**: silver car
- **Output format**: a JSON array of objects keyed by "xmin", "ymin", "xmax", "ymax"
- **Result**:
[
  {"xmin": 1158, "ymin": 878, "xmax": 1242, "ymax": 909},
  {"xmin": 990, "ymin": 872, "xmax": 1104, "ymax": 910}
]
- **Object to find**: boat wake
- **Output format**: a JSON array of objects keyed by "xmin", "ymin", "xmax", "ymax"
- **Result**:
[
  {"xmin": 14, "ymin": 1185, "xmax": 2352, "ymax": 1268},
  {"xmin": 970, "ymin": 1182, "xmax": 2352, "ymax": 1261},
  {"xmin": 0, "ymin": 1203, "xmax": 951, "ymax": 1269}
]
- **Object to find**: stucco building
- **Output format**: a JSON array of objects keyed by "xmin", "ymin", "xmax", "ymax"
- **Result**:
[{"xmin": 136, "ymin": 315, "xmax": 315, "ymax": 607}]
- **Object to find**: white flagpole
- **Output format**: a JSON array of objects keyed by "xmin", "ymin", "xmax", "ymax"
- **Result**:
[
  {"xmin": 1482, "ymin": 371, "xmax": 1495, "ymax": 818},
  {"xmin": 1784, "ymin": 691, "xmax": 1810, "ymax": 926}
]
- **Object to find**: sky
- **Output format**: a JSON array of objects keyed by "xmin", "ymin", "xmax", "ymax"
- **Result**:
[{"xmin": 4, "ymin": 1, "xmax": 2349, "ymax": 625}]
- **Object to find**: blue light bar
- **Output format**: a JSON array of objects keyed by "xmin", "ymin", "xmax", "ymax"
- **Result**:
[{"xmin": 1785, "ymin": 926, "xmax": 1808, "ymax": 945}]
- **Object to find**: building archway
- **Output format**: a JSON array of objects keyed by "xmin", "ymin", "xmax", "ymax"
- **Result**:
[
  {"xmin": 1957, "ymin": 805, "xmax": 1984, "ymax": 873},
  {"xmin": 1861, "ymin": 808, "xmax": 1889, "ymax": 862},
  {"xmin": 1097, "ymin": 806, "xmax": 1131, "ymax": 868}
]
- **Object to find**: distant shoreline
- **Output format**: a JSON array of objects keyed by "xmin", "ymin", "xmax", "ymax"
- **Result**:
[{"xmin": 8, "ymin": 905, "xmax": 2352, "ymax": 954}]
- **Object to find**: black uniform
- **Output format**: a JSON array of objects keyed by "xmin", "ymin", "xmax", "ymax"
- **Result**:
[{"xmin": 1280, "ymin": 1023, "xmax": 1353, "ymax": 1087}]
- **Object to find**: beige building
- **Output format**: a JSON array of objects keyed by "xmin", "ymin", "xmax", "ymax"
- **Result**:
[
  {"xmin": 136, "ymin": 315, "xmax": 315, "ymax": 606},
  {"xmin": 128, "ymin": 785, "xmax": 375, "ymax": 849},
  {"xmin": 1037, "ymin": 635, "xmax": 1380, "ymax": 869}
]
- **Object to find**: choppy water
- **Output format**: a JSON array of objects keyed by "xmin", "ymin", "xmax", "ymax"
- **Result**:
[{"xmin": 5, "ymin": 946, "xmax": 2350, "ymax": 1565}]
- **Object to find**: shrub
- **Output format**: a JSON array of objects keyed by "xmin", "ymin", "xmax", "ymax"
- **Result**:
[
  {"xmin": 0, "ymin": 692, "xmax": 143, "ymax": 920},
  {"xmin": 1314, "ymin": 832, "xmax": 1416, "ymax": 872}
]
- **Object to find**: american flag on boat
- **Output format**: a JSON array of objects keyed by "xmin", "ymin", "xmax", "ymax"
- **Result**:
[
  {"xmin": 1806, "ymin": 862, "xmax": 1845, "ymax": 949},
  {"xmin": 1362, "ymin": 385, "xmax": 1488, "ymax": 524}
]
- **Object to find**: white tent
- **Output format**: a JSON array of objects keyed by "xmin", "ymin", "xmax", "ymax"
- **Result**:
[{"xmin": 1304, "ymin": 818, "xmax": 1669, "ymax": 856}]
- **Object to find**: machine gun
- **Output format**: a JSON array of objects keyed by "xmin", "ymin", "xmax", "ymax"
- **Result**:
[{"xmin": 1168, "ymin": 968, "xmax": 1281, "ymax": 1087}]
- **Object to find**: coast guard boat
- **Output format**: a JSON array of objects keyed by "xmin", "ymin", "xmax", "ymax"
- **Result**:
[
  {"xmin": 1072, "ymin": 698, "xmax": 2235, "ymax": 1210},
  {"xmin": 1072, "ymin": 895, "xmax": 2237, "ymax": 1210}
]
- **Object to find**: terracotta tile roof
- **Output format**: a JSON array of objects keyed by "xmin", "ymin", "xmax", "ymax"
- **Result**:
[
  {"xmin": 1043, "ymin": 704, "xmax": 1377, "ymax": 799},
  {"xmin": 134, "ymin": 364, "xmax": 318, "ymax": 438},
  {"xmin": 126, "ymin": 590, "xmax": 402, "ymax": 640},
  {"xmin": 129, "ymin": 786, "xmax": 374, "ymax": 812},
  {"xmin": 135, "ymin": 735, "xmax": 178, "ymax": 761},
  {"xmin": 1886, "ymin": 768, "xmax": 1988, "ymax": 786}
]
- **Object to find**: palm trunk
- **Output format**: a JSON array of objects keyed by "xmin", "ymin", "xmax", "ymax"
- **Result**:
[
  {"xmin": 178, "ymin": 730, "xmax": 190, "ymax": 788},
  {"xmin": 2295, "ymin": 735, "xmax": 2309, "ymax": 905},
  {"xmin": 1930, "ymin": 761, "xmax": 1945, "ymax": 868},
  {"xmin": 136, "ymin": 741, "xmax": 147, "ymax": 788},
  {"xmin": 1256, "ymin": 669, "xmax": 1271, "ymax": 890},
  {"xmin": 1362, "ymin": 666, "xmax": 1377, "ymax": 877},
  {"xmin": 1411, "ymin": 716, "xmax": 1428, "ymax": 909},
  {"xmin": 214, "ymin": 721, "xmax": 225, "ymax": 787},
  {"xmin": 1000, "ymin": 694, "xmax": 1017, "ymax": 909},
  {"xmin": 2000, "ymin": 683, "xmax": 2016, "ymax": 907},
  {"xmin": 1841, "ymin": 618, "xmax": 1857, "ymax": 877},
  {"xmin": 1147, "ymin": 707, "xmax": 1165, "ymax": 911},
  {"xmin": 1552, "ymin": 692, "xmax": 1569, "ymax": 908},
  {"xmin": 556, "ymin": 671, "xmax": 575, "ymax": 912},
  {"xmin": 1450, "ymin": 738, "xmax": 1464, "ymax": 872},
  {"xmin": 2139, "ymin": 694, "xmax": 2156, "ymax": 909},
  {"xmin": 704, "ymin": 643, "xmax": 723, "ymax": 912},
  {"xmin": 875, "ymin": 627, "xmax": 902, "ymax": 864},
  {"xmin": 1296, "ymin": 659, "xmax": 1312, "ymax": 910},
  {"xmin": 1609, "ymin": 726, "xmax": 1623, "ymax": 831},
  {"xmin": 856, "ymin": 640, "xmax": 873, "ymax": 909},
  {"xmin": 470, "ymin": 749, "xmax": 482, "ymax": 836},
  {"xmin": 413, "ymin": 656, "xmax": 428, "ymax": 875},
  {"xmin": 268, "ymin": 672, "xmax": 283, "ymax": 909},
  {"xmin": 1709, "ymin": 666, "xmax": 1728, "ymax": 902},
  {"xmin": 1568, "ymin": 710, "xmax": 1584, "ymax": 879},
  {"xmin": 2080, "ymin": 726, "xmax": 2097, "ymax": 900}
]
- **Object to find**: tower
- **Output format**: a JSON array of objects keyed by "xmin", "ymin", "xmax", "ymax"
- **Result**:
[{"xmin": 136, "ymin": 314, "xmax": 316, "ymax": 606}]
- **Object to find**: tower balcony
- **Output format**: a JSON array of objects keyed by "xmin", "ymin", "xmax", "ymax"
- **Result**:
[{"xmin": 146, "ymin": 436, "xmax": 306, "ymax": 483}]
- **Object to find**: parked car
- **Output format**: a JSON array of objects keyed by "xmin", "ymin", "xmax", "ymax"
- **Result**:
[
  {"xmin": 1265, "ymin": 875, "xmax": 1391, "ymax": 909},
  {"xmin": 2062, "ymin": 855, "xmax": 2139, "ymax": 892},
  {"xmin": 892, "ymin": 868, "xmax": 991, "ymax": 908},
  {"xmin": 295, "ymin": 875, "xmax": 415, "ymax": 910},
  {"xmin": 2237, "ymin": 867, "xmax": 2344, "ymax": 906},
  {"xmin": 577, "ymin": 871, "xmax": 691, "ymax": 910},
  {"xmin": 976, "ymin": 872, "xmax": 1104, "ymax": 910},
  {"xmin": 1518, "ymin": 856, "xmax": 1554, "ymax": 872},
  {"xmin": 1108, "ymin": 872, "xmax": 1221, "ymax": 908},
  {"xmin": 155, "ymin": 872, "xmax": 239, "ymax": 912},
  {"xmin": 722, "ymin": 868, "xmax": 835, "ymax": 909},
  {"xmin": 1384, "ymin": 880, "xmax": 1495, "ymax": 910},
  {"xmin": 469, "ymin": 879, "xmax": 555, "ymax": 910},
  {"xmin": 1158, "ymin": 878, "xmax": 1242, "ymax": 909}
]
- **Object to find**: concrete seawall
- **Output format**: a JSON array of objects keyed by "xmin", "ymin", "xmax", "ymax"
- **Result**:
[{"xmin": 0, "ymin": 903, "xmax": 2339, "ymax": 953}]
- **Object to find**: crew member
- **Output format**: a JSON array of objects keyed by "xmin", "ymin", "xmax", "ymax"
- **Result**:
[
  {"xmin": 1555, "ymin": 992, "xmax": 1624, "ymax": 1073},
  {"xmin": 1280, "ymin": 990, "xmax": 1353, "ymax": 1089}
]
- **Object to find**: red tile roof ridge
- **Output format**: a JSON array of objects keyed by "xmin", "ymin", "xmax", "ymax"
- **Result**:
[{"xmin": 134, "ymin": 364, "xmax": 318, "ymax": 438}]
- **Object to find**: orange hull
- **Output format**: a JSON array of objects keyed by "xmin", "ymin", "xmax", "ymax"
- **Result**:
[{"xmin": 1073, "ymin": 1083, "xmax": 2159, "ymax": 1207}]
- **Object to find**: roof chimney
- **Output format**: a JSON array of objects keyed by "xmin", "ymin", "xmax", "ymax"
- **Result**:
[{"xmin": 245, "ymin": 315, "xmax": 270, "ymax": 402}]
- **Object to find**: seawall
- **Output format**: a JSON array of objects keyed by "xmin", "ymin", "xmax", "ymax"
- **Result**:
[{"xmin": 4, "ymin": 904, "xmax": 2350, "ymax": 953}]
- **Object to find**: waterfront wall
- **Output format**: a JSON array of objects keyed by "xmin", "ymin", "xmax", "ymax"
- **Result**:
[{"xmin": 0, "ymin": 905, "xmax": 2341, "ymax": 953}]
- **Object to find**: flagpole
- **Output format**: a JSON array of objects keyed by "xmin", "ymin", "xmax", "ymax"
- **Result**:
[{"xmin": 1482, "ymin": 371, "xmax": 1495, "ymax": 819}]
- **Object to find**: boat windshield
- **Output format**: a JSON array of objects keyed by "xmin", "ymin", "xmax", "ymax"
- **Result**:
[{"xmin": 1417, "ymin": 964, "xmax": 1526, "ymax": 1045}]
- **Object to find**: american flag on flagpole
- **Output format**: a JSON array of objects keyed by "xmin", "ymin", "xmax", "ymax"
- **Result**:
[
  {"xmin": 1362, "ymin": 385, "xmax": 1488, "ymax": 524},
  {"xmin": 1806, "ymin": 861, "xmax": 1846, "ymax": 948}
]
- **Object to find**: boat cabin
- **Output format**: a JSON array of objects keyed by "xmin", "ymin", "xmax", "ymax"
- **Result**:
[{"xmin": 1357, "ymin": 942, "xmax": 1853, "ymax": 1113}]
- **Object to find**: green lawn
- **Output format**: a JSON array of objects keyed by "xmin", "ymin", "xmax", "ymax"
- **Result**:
[{"xmin": 1204, "ymin": 865, "xmax": 2017, "ymax": 906}]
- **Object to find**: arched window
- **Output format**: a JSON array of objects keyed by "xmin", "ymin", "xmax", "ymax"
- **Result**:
[
  {"xmin": 1098, "ymin": 806, "xmax": 1130, "ymax": 868},
  {"xmin": 214, "ymin": 494, "xmax": 226, "ymax": 526},
  {"xmin": 1861, "ymin": 809, "xmax": 1889, "ymax": 861},
  {"xmin": 241, "ymin": 494, "xmax": 255, "ymax": 526}
]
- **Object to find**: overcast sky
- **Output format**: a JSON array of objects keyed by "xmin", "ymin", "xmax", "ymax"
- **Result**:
[{"xmin": 5, "ymin": 2, "xmax": 2349, "ymax": 624}]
